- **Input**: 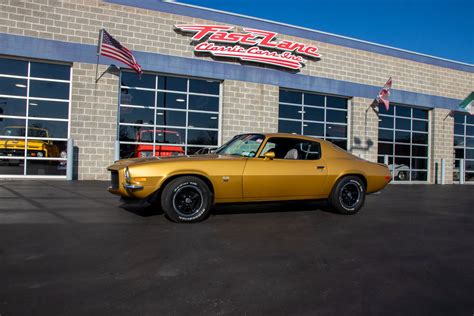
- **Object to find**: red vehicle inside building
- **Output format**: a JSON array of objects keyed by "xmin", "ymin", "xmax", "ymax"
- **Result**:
[{"xmin": 135, "ymin": 129, "xmax": 185, "ymax": 158}]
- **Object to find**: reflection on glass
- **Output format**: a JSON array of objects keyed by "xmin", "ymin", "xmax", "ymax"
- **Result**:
[
  {"xmin": 157, "ymin": 92, "xmax": 187, "ymax": 109},
  {"xmin": 121, "ymin": 88, "xmax": 154, "ymax": 106},
  {"xmin": 158, "ymin": 76, "xmax": 187, "ymax": 92},
  {"xmin": 411, "ymin": 171, "xmax": 427, "ymax": 181},
  {"xmin": 378, "ymin": 143, "xmax": 393, "ymax": 155},
  {"xmin": 326, "ymin": 96, "xmax": 347, "ymax": 109},
  {"xmin": 326, "ymin": 109, "xmax": 346, "ymax": 123},
  {"xmin": 412, "ymin": 145, "xmax": 427, "ymax": 157},
  {"xmin": 28, "ymin": 120, "xmax": 68, "ymax": 139},
  {"xmin": 279, "ymin": 104, "xmax": 300, "ymax": 120},
  {"xmin": 0, "ymin": 158, "xmax": 24, "ymax": 174},
  {"xmin": 412, "ymin": 120, "xmax": 428, "ymax": 132},
  {"xmin": 278, "ymin": 120, "xmax": 300, "ymax": 134},
  {"xmin": 29, "ymin": 80, "xmax": 69, "ymax": 99},
  {"xmin": 396, "ymin": 118, "xmax": 411, "ymax": 130},
  {"xmin": 279, "ymin": 90, "xmax": 302, "ymax": 104},
  {"xmin": 0, "ymin": 77, "xmax": 28, "ymax": 96},
  {"xmin": 0, "ymin": 58, "xmax": 28, "ymax": 76},
  {"xmin": 121, "ymin": 72, "xmax": 155, "ymax": 88},
  {"xmin": 412, "ymin": 132, "xmax": 428, "ymax": 144},
  {"xmin": 1, "ymin": 118, "xmax": 26, "ymax": 135},
  {"xmin": 30, "ymin": 62, "xmax": 70, "ymax": 80},
  {"xmin": 26, "ymin": 160, "xmax": 66, "ymax": 176},
  {"xmin": 395, "ymin": 131, "xmax": 410, "ymax": 143},
  {"xmin": 0, "ymin": 98, "xmax": 26, "ymax": 116},
  {"xmin": 187, "ymin": 129, "xmax": 218, "ymax": 145},
  {"xmin": 0, "ymin": 137, "xmax": 25, "ymax": 157},
  {"xmin": 396, "ymin": 106, "xmax": 411, "ymax": 117},
  {"xmin": 304, "ymin": 93, "xmax": 324, "ymax": 107},
  {"xmin": 326, "ymin": 124, "xmax": 346, "ymax": 138},
  {"xmin": 29, "ymin": 100, "xmax": 69, "ymax": 119},
  {"xmin": 119, "ymin": 107, "xmax": 154, "ymax": 125},
  {"xmin": 189, "ymin": 79, "xmax": 219, "ymax": 95},
  {"xmin": 27, "ymin": 140, "xmax": 66, "ymax": 158},
  {"xmin": 378, "ymin": 129, "xmax": 393, "ymax": 142},
  {"xmin": 304, "ymin": 107, "xmax": 324, "ymax": 121},
  {"xmin": 156, "ymin": 110, "xmax": 186, "ymax": 127},
  {"xmin": 304, "ymin": 122, "xmax": 324, "ymax": 136},
  {"xmin": 379, "ymin": 116, "xmax": 394, "ymax": 129},
  {"xmin": 188, "ymin": 95, "xmax": 219, "ymax": 112},
  {"xmin": 188, "ymin": 112, "xmax": 218, "ymax": 129}
]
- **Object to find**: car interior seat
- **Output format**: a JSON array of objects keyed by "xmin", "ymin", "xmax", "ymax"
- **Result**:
[{"xmin": 284, "ymin": 148, "xmax": 299, "ymax": 159}]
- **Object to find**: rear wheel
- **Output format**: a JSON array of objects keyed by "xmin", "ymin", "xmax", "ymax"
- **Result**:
[
  {"xmin": 161, "ymin": 176, "xmax": 212, "ymax": 223},
  {"xmin": 329, "ymin": 176, "xmax": 366, "ymax": 215}
]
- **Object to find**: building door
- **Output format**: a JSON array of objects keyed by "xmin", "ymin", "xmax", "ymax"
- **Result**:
[{"xmin": 0, "ymin": 57, "xmax": 71, "ymax": 178}]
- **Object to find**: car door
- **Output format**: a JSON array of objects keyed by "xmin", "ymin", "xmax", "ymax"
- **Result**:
[{"xmin": 242, "ymin": 137, "xmax": 327, "ymax": 200}]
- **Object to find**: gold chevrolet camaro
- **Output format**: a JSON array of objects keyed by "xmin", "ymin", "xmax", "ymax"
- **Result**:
[{"xmin": 107, "ymin": 133, "xmax": 391, "ymax": 222}]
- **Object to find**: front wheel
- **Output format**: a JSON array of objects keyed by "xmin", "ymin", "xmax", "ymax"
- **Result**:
[
  {"xmin": 161, "ymin": 176, "xmax": 212, "ymax": 223},
  {"xmin": 329, "ymin": 176, "xmax": 366, "ymax": 215}
]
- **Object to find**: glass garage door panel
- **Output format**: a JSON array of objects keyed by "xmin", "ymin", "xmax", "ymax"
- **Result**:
[
  {"xmin": 377, "ymin": 104, "xmax": 429, "ymax": 182},
  {"xmin": 0, "ymin": 57, "xmax": 70, "ymax": 177},
  {"xmin": 119, "ymin": 72, "xmax": 221, "ymax": 158},
  {"xmin": 453, "ymin": 112, "xmax": 474, "ymax": 182},
  {"xmin": 278, "ymin": 89, "xmax": 348, "ymax": 149}
]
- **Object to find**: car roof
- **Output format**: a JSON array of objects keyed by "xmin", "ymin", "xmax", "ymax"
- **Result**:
[{"xmin": 239, "ymin": 132, "xmax": 331, "ymax": 144}]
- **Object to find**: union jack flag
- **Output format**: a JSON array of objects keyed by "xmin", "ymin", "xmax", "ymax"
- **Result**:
[
  {"xmin": 98, "ymin": 29, "xmax": 142, "ymax": 76},
  {"xmin": 376, "ymin": 77, "xmax": 392, "ymax": 111}
]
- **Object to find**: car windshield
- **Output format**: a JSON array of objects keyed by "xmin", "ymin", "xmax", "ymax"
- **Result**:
[
  {"xmin": 140, "ymin": 131, "xmax": 181, "ymax": 143},
  {"xmin": 215, "ymin": 134, "xmax": 265, "ymax": 157}
]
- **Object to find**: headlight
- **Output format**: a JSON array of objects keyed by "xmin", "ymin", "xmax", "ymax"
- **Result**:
[
  {"xmin": 60, "ymin": 150, "xmax": 67, "ymax": 158},
  {"xmin": 124, "ymin": 167, "xmax": 131, "ymax": 183},
  {"xmin": 36, "ymin": 151, "xmax": 44, "ymax": 157}
]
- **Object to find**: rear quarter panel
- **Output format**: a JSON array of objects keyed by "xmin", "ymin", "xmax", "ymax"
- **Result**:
[{"xmin": 320, "ymin": 142, "xmax": 390, "ymax": 195}]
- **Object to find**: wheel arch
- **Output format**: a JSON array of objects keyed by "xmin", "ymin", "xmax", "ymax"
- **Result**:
[
  {"xmin": 332, "ymin": 173, "xmax": 368, "ymax": 193},
  {"xmin": 148, "ymin": 172, "xmax": 215, "ymax": 204}
]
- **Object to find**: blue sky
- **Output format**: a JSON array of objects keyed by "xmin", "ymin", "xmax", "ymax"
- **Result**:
[{"xmin": 177, "ymin": 0, "xmax": 474, "ymax": 64}]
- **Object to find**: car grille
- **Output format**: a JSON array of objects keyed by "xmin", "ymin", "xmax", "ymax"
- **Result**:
[{"xmin": 110, "ymin": 171, "xmax": 119, "ymax": 189}]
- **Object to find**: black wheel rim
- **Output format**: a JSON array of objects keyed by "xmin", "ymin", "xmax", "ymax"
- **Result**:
[
  {"xmin": 339, "ymin": 182, "xmax": 361, "ymax": 209},
  {"xmin": 172, "ymin": 185, "xmax": 204, "ymax": 218}
]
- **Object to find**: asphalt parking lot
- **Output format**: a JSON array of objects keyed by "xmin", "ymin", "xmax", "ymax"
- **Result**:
[{"xmin": 0, "ymin": 181, "xmax": 473, "ymax": 315}]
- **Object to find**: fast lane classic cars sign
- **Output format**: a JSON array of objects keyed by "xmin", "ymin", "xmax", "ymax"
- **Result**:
[{"xmin": 175, "ymin": 25, "xmax": 321, "ymax": 70}]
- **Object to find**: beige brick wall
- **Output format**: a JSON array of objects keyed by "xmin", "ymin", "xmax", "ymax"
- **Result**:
[
  {"xmin": 430, "ymin": 108, "xmax": 454, "ymax": 184},
  {"xmin": 222, "ymin": 81, "xmax": 278, "ymax": 142},
  {"xmin": 70, "ymin": 62, "xmax": 118, "ymax": 180},
  {"xmin": 1, "ymin": 0, "xmax": 472, "ymax": 100},
  {"xmin": 349, "ymin": 97, "xmax": 379, "ymax": 162}
]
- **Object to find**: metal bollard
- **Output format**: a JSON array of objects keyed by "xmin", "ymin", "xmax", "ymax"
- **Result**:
[
  {"xmin": 114, "ymin": 140, "xmax": 120, "ymax": 161},
  {"xmin": 66, "ymin": 138, "xmax": 74, "ymax": 180},
  {"xmin": 460, "ymin": 159, "xmax": 465, "ymax": 184},
  {"xmin": 441, "ymin": 159, "xmax": 446, "ymax": 185}
]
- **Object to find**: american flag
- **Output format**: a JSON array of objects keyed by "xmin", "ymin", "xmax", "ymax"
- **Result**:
[
  {"xmin": 376, "ymin": 77, "xmax": 392, "ymax": 111},
  {"xmin": 98, "ymin": 29, "xmax": 142, "ymax": 76}
]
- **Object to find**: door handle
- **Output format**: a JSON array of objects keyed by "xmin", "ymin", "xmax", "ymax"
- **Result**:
[{"xmin": 317, "ymin": 166, "xmax": 325, "ymax": 169}]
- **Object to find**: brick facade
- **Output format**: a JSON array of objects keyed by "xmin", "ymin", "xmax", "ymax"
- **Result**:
[
  {"xmin": 222, "ymin": 81, "xmax": 278, "ymax": 142},
  {"xmin": 0, "ymin": 0, "xmax": 472, "ymax": 182}
]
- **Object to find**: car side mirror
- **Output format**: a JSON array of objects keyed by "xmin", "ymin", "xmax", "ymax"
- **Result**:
[{"xmin": 263, "ymin": 152, "xmax": 275, "ymax": 160}]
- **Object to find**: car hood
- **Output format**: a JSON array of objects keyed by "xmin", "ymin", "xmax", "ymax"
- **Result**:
[
  {"xmin": 107, "ymin": 154, "xmax": 244, "ymax": 170},
  {"xmin": 0, "ymin": 139, "xmax": 45, "ymax": 149}
]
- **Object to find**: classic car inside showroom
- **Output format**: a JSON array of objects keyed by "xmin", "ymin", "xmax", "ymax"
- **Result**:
[{"xmin": 0, "ymin": 0, "xmax": 473, "ymax": 183}]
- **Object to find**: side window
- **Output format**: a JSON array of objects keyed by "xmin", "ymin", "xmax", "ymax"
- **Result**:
[{"xmin": 259, "ymin": 138, "xmax": 321, "ymax": 160}]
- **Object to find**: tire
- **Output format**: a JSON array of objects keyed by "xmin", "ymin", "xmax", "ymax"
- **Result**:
[
  {"xmin": 160, "ymin": 176, "xmax": 212, "ymax": 223},
  {"xmin": 397, "ymin": 171, "xmax": 408, "ymax": 181},
  {"xmin": 329, "ymin": 176, "xmax": 366, "ymax": 215}
]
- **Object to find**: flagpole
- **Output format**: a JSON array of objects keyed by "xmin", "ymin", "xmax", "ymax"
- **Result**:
[{"xmin": 95, "ymin": 29, "xmax": 104, "ymax": 83}]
